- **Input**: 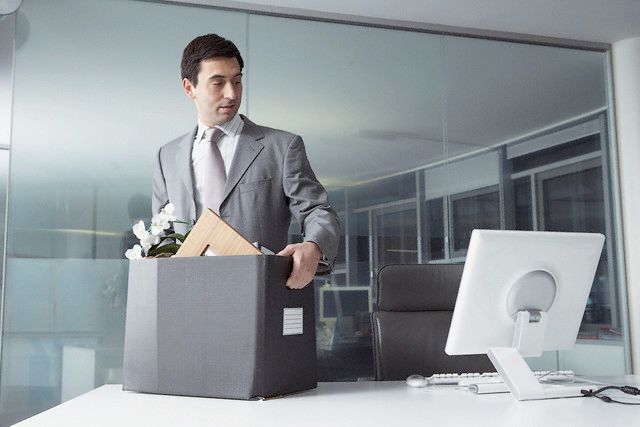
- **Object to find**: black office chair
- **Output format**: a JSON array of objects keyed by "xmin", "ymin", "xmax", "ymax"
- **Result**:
[{"xmin": 371, "ymin": 263, "xmax": 493, "ymax": 381}]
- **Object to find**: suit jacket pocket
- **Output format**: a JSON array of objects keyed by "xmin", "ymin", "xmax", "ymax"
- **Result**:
[{"xmin": 238, "ymin": 177, "xmax": 272, "ymax": 193}]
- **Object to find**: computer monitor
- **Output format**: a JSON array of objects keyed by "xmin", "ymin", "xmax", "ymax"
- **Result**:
[{"xmin": 445, "ymin": 229, "xmax": 604, "ymax": 400}]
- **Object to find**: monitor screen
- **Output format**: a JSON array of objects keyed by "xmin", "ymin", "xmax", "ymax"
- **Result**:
[{"xmin": 445, "ymin": 229, "xmax": 604, "ymax": 356}]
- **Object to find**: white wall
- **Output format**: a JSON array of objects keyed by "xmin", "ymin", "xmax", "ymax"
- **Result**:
[{"xmin": 612, "ymin": 37, "xmax": 640, "ymax": 373}]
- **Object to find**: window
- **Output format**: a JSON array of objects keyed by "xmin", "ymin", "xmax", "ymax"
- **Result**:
[
  {"xmin": 507, "ymin": 120, "xmax": 621, "ymax": 342},
  {"xmin": 424, "ymin": 197, "xmax": 445, "ymax": 260},
  {"xmin": 450, "ymin": 186, "xmax": 501, "ymax": 256},
  {"xmin": 3, "ymin": 3, "xmax": 621, "ymax": 422}
]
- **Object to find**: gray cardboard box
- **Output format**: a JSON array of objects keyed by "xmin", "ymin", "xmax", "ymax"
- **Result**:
[{"xmin": 123, "ymin": 255, "xmax": 317, "ymax": 400}]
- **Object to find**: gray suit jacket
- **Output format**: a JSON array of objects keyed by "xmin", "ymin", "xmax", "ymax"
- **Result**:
[{"xmin": 152, "ymin": 115, "xmax": 340, "ymax": 268}]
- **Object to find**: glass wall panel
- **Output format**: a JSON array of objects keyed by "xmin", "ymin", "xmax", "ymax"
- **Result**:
[
  {"xmin": 0, "ymin": 1, "xmax": 625, "ymax": 422},
  {"xmin": 513, "ymin": 177, "xmax": 533, "ymax": 230},
  {"xmin": 441, "ymin": 35, "xmax": 621, "ymax": 372},
  {"xmin": 450, "ymin": 186, "xmax": 500, "ymax": 255},
  {"xmin": 247, "ymin": 15, "xmax": 446, "ymax": 380},
  {"xmin": 423, "ymin": 196, "xmax": 445, "ymax": 261},
  {"xmin": 0, "ymin": 14, "xmax": 14, "ymax": 147},
  {"xmin": 375, "ymin": 202, "xmax": 418, "ymax": 267},
  {"xmin": 1, "ymin": 0, "xmax": 246, "ymax": 424},
  {"xmin": 0, "ymin": 150, "xmax": 8, "ymax": 312},
  {"xmin": 442, "ymin": 36, "xmax": 606, "ymax": 153}
]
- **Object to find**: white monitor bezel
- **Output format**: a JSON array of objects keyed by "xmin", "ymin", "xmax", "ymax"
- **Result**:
[{"xmin": 445, "ymin": 229, "xmax": 605, "ymax": 356}]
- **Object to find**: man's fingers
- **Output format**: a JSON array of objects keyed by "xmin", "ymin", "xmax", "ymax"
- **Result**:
[
  {"xmin": 286, "ymin": 260, "xmax": 314, "ymax": 289},
  {"xmin": 286, "ymin": 263, "xmax": 310, "ymax": 289},
  {"xmin": 277, "ymin": 244, "xmax": 295, "ymax": 256},
  {"xmin": 281, "ymin": 242, "xmax": 321, "ymax": 288}
]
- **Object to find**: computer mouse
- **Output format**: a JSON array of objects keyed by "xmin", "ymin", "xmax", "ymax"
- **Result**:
[{"xmin": 406, "ymin": 374, "xmax": 428, "ymax": 388}]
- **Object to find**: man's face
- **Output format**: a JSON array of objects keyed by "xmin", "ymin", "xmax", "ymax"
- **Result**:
[{"xmin": 183, "ymin": 57, "xmax": 243, "ymax": 127}]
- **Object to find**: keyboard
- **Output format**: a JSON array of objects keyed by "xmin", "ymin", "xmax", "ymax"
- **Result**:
[{"xmin": 426, "ymin": 370, "xmax": 575, "ymax": 386}]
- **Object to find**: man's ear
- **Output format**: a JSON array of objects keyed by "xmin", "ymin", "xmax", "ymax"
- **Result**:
[{"xmin": 182, "ymin": 78, "xmax": 195, "ymax": 99}]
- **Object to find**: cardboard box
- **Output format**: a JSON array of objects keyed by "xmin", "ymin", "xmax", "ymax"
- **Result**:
[{"xmin": 123, "ymin": 255, "xmax": 317, "ymax": 400}]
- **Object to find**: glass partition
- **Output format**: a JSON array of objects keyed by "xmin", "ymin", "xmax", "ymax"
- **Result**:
[
  {"xmin": 246, "ymin": 14, "xmax": 447, "ymax": 380},
  {"xmin": 440, "ymin": 37, "xmax": 621, "ymax": 370},
  {"xmin": 1, "ymin": 0, "xmax": 246, "ymax": 424},
  {"xmin": 0, "ymin": 0, "xmax": 624, "ymax": 423}
]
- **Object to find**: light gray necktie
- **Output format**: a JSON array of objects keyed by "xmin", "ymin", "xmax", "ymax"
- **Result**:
[{"xmin": 203, "ymin": 128, "xmax": 226, "ymax": 214}]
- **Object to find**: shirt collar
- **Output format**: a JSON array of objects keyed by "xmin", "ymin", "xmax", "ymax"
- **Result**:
[{"xmin": 195, "ymin": 114, "xmax": 243, "ymax": 142}]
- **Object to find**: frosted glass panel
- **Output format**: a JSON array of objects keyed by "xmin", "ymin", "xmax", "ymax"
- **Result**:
[
  {"xmin": 0, "ymin": 14, "xmax": 14, "ymax": 147},
  {"xmin": 0, "ymin": 1, "xmax": 624, "ymax": 423},
  {"xmin": 8, "ymin": 0, "xmax": 247, "ymax": 259},
  {"xmin": 247, "ymin": 15, "xmax": 445, "ymax": 187},
  {"xmin": 442, "ymin": 36, "xmax": 606, "ymax": 154},
  {"xmin": 441, "ymin": 36, "xmax": 622, "ymax": 373},
  {"xmin": 247, "ymin": 15, "xmax": 445, "ymax": 381},
  {"xmin": 1, "ymin": 0, "xmax": 246, "ymax": 424}
]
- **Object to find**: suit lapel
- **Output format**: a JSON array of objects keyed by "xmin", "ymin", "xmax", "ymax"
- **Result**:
[
  {"xmin": 222, "ymin": 116, "xmax": 265, "ymax": 203},
  {"xmin": 176, "ymin": 127, "xmax": 198, "ymax": 218}
]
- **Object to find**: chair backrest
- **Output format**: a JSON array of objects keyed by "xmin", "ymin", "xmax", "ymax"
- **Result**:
[{"xmin": 371, "ymin": 263, "xmax": 493, "ymax": 381}]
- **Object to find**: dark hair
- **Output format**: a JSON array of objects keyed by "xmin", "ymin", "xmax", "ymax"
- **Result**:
[{"xmin": 181, "ymin": 34, "xmax": 244, "ymax": 86}]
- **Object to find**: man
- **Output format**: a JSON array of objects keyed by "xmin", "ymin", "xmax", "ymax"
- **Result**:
[{"xmin": 152, "ymin": 34, "xmax": 340, "ymax": 289}]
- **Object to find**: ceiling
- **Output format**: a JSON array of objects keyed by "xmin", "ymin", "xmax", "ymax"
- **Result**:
[{"xmin": 233, "ymin": 0, "xmax": 640, "ymax": 44}]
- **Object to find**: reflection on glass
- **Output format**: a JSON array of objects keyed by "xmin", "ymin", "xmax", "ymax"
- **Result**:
[
  {"xmin": 513, "ymin": 177, "xmax": 533, "ymax": 230},
  {"xmin": 511, "ymin": 134, "xmax": 601, "ymax": 173},
  {"xmin": 425, "ymin": 197, "xmax": 445, "ymax": 260},
  {"xmin": 451, "ymin": 188, "xmax": 501, "ymax": 253},
  {"xmin": 0, "ymin": 150, "xmax": 8, "ymax": 291},
  {"xmin": 375, "ymin": 204, "xmax": 418, "ymax": 267},
  {"xmin": 2, "ymin": 0, "xmax": 247, "ymax": 424},
  {"xmin": 352, "ymin": 211, "xmax": 371, "ymax": 288},
  {"xmin": 540, "ymin": 165, "xmax": 615, "ymax": 339},
  {"xmin": 507, "ymin": 126, "xmax": 620, "ymax": 344},
  {"xmin": 2, "ymin": 0, "xmax": 621, "ymax": 409},
  {"xmin": 542, "ymin": 167, "xmax": 604, "ymax": 233}
]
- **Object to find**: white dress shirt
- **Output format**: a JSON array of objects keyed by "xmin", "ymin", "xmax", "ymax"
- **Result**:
[{"xmin": 192, "ymin": 113, "xmax": 244, "ymax": 218}]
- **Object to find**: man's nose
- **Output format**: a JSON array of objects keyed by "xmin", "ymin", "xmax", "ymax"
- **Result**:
[{"xmin": 223, "ymin": 82, "xmax": 237, "ymax": 99}]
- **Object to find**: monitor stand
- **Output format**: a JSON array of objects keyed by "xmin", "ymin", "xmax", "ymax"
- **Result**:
[{"xmin": 487, "ymin": 311, "xmax": 596, "ymax": 401}]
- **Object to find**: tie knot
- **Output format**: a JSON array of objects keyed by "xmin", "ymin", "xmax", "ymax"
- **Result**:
[{"xmin": 206, "ymin": 127, "xmax": 224, "ymax": 144}]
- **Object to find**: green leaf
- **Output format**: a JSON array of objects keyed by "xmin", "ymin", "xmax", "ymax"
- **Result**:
[
  {"xmin": 148, "ymin": 243, "xmax": 181, "ymax": 257},
  {"xmin": 154, "ymin": 236, "xmax": 173, "ymax": 246},
  {"xmin": 165, "ymin": 232, "xmax": 186, "ymax": 242}
]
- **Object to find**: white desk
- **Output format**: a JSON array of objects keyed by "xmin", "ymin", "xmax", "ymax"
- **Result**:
[{"xmin": 14, "ymin": 377, "xmax": 640, "ymax": 427}]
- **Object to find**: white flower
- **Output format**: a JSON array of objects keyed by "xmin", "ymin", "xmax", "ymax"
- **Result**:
[
  {"xmin": 125, "ymin": 204, "xmax": 183, "ymax": 258},
  {"xmin": 140, "ymin": 233, "xmax": 160, "ymax": 251},
  {"xmin": 125, "ymin": 244, "xmax": 143, "ymax": 260},
  {"xmin": 151, "ymin": 213, "xmax": 169, "ymax": 236},
  {"xmin": 132, "ymin": 221, "xmax": 148, "ymax": 240},
  {"xmin": 150, "ymin": 203, "xmax": 177, "ymax": 235},
  {"xmin": 161, "ymin": 203, "xmax": 177, "ymax": 221}
]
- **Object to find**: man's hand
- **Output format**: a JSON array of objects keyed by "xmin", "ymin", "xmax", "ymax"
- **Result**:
[{"xmin": 277, "ymin": 241, "xmax": 322, "ymax": 289}]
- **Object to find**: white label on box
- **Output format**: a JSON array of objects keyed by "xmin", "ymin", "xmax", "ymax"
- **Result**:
[{"xmin": 283, "ymin": 308, "xmax": 303, "ymax": 335}]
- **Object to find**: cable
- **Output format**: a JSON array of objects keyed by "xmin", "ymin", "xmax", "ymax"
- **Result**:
[{"xmin": 581, "ymin": 385, "xmax": 640, "ymax": 405}]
